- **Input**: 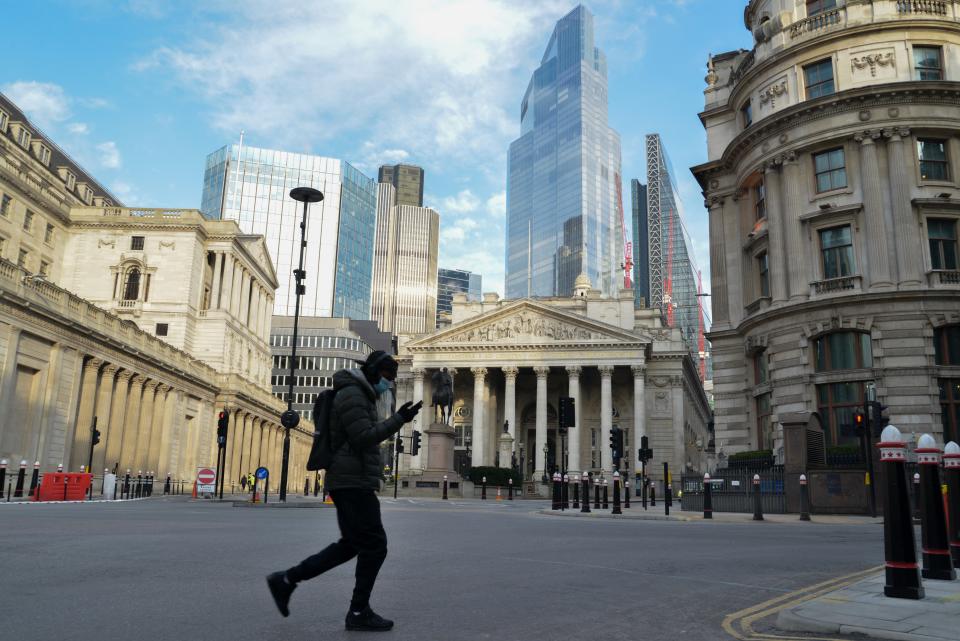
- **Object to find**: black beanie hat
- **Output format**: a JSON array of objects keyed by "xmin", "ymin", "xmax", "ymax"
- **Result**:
[{"xmin": 361, "ymin": 350, "xmax": 398, "ymax": 374}]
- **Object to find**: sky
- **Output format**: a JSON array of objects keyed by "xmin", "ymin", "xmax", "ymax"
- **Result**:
[{"xmin": 3, "ymin": 0, "xmax": 750, "ymax": 297}]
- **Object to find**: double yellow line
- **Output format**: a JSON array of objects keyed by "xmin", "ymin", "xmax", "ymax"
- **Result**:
[{"xmin": 721, "ymin": 565, "xmax": 882, "ymax": 641}]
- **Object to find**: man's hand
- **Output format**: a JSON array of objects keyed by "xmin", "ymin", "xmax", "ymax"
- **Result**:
[{"xmin": 397, "ymin": 401, "xmax": 423, "ymax": 423}]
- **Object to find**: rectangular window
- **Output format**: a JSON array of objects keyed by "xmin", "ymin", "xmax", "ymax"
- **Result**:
[
  {"xmin": 741, "ymin": 101, "xmax": 752, "ymax": 128},
  {"xmin": 813, "ymin": 148, "xmax": 847, "ymax": 192},
  {"xmin": 754, "ymin": 181, "xmax": 766, "ymax": 220},
  {"xmin": 44, "ymin": 223, "xmax": 54, "ymax": 244},
  {"xmin": 820, "ymin": 225, "xmax": 855, "ymax": 278},
  {"xmin": 39, "ymin": 260, "xmax": 50, "ymax": 277},
  {"xmin": 754, "ymin": 352, "xmax": 769, "ymax": 385},
  {"xmin": 16, "ymin": 127, "xmax": 31, "ymax": 148},
  {"xmin": 0, "ymin": 237, "xmax": 5, "ymax": 257},
  {"xmin": 0, "ymin": 194, "xmax": 10, "ymax": 217},
  {"xmin": 18, "ymin": 249, "xmax": 28, "ymax": 268},
  {"xmin": 929, "ymin": 219, "xmax": 958, "ymax": 270},
  {"xmin": 914, "ymin": 46, "xmax": 943, "ymax": 81},
  {"xmin": 756, "ymin": 393, "xmax": 772, "ymax": 450},
  {"xmin": 804, "ymin": 59, "xmax": 835, "ymax": 99},
  {"xmin": 817, "ymin": 381, "xmax": 869, "ymax": 446},
  {"xmin": 940, "ymin": 378, "xmax": 960, "ymax": 445},
  {"xmin": 0, "ymin": 110, "xmax": 7, "ymax": 131},
  {"xmin": 23, "ymin": 210, "xmax": 34, "ymax": 231},
  {"xmin": 806, "ymin": 0, "xmax": 837, "ymax": 16},
  {"xmin": 64, "ymin": 172, "xmax": 76, "ymax": 192},
  {"xmin": 758, "ymin": 251, "xmax": 770, "ymax": 297},
  {"xmin": 918, "ymin": 139, "xmax": 949, "ymax": 181},
  {"xmin": 38, "ymin": 146, "xmax": 50, "ymax": 165},
  {"xmin": 131, "ymin": 236, "xmax": 145, "ymax": 250}
]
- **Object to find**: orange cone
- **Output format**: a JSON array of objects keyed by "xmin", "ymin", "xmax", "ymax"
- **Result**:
[
  {"xmin": 191, "ymin": 481, "xmax": 197, "ymax": 498},
  {"xmin": 496, "ymin": 487, "xmax": 502, "ymax": 501},
  {"xmin": 323, "ymin": 492, "xmax": 333, "ymax": 505}
]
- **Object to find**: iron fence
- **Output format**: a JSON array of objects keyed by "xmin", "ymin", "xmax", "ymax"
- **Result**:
[{"xmin": 681, "ymin": 466, "xmax": 786, "ymax": 514}]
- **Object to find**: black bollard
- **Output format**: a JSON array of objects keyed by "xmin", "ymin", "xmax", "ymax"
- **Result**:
[
  {"xmin": 878, "ymin": 426, "xmax": 924, "ymax": 598},
  {"xmin": 650, "ymin": 482, "xmax": 656, "ymax": 507},
  {"xmin": 7, "ymin": 478, "xmax": 12, "ymax": 501},
  {"xmin": 508, "ymin": 478, "xmax": 514, "ymax": 500},
  {"xmin": 481, "ymin": 476, "xmax": 487, "ymax": 500},
  {"xmin": 916, "ymin": 433, "xmax": 956, "ymax": 580},
  {"xmin": 612, "ymin": 472, "xmax": 622, "ymax": 515},
  {"xmin": 602, "ymin": 479, "xmax": 609, "ymax": 510},
  {"xmin": 594, "ymin": 478, "xmax": 601, "ymax": 509},
  {"xmin": 442, "ymin": 475, "xmax": 448, "ymax": 500},
  {"xmin": 14, "ymin": 460, "xmax": 26, "ymax": 497},
  {"xmin": 753, "ymin": 474, "xmax": 764, "ymax": 521},
  {"xmin": 624, "ymin": 477, "xmax": 631, "ymax": 509},
  {"xmin": 136, "ymin": 472, "xmax": 143, "ymax": 499},
  {"xmin": 703, "ymin": 473, "xmax": 713, "ymax": 519},
  {"xmin": 945, "ymin": 442, "xmax": 960, "ymax": 566},
  {"xmin": 799, "ymin": 474, "xmax": 811, "ymax": 521},
  {"xmin": 665, "ymin": 483, "xmax": 671, "ymax": 516},
  {"xmin": 164, "ymin": 475, "xmax": 171, "ymax": 495},
  {"xmin": 581, "ymin": 476, "xmax": 591, "ymax": 513},
  {"xmin": 0, "ymin": 460, "xmax": 6, "ymax": 497},
  {"xmin": 562, "ymin": 474, "xmax": 569, "ymax": 510},
  {"xmin": 572, "ymin": 475, "xmax": 579, "ymax": 508},
  {"xmin": 304, "ymin": 477, "xmax": 309, "ymax": 496},
  {"xmin": 28, "ymin": 461, "xmax": 39, "ymax": 498},
  {"xmin": 123, "ymin": 470, "xmax": 131, "ymax": 500},
  {"xmin": 642, "ymin": 475, "xmax": 647, "ymax": 510},
  {"xmin": 551, "ymin": 472, "xmax": 560, "ymax": 510},
  {"xmin": 63, "ymin": 476, "xmax": 69, "ymax": 501}
]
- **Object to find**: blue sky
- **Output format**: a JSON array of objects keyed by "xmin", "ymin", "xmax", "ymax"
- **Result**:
[{"xmin": 3, "ymin": 0, "xmax": 750, "ymax": 295}]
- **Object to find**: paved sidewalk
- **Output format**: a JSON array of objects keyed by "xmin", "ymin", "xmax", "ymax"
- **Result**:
[
  {"xmin": 538, "ymin": 504, "xmax": 884, "ymax": 525},
  {"xmin": 777, "ymin": 571, "xmax": 960, "ymax": 641}
]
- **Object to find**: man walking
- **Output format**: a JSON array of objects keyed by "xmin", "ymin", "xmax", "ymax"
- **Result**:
[{"xmin": 267, "ymin": 350, "xmax": 421, "ymax": 631}]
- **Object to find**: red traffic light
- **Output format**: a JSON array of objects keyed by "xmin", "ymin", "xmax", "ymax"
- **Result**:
[{"xmin": 218, "ymin": 411, "xmax": 225, "ymax": 420}]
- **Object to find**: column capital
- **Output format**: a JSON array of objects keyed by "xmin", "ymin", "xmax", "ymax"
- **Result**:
[
  {"xmin": 854, "ymin": 129, "xmax": 882, "ymax": 145},
  {"xmin": 565, "ymin": 365, "xmax": 582, "ymax": 377},
  {"xmin": 630, "ymin": 364, "xmax": 646, "ymax": 377},
  {"xmin": 598, "ymin": 364, "xmax": 614, "ymax": 377},
  {"xmin": 143, "ymin": 379, "xmax": 159, "ymax": 391},
  {"xmin": 533, "ymin": 365, "xmax": 550, "ymax": 379},
  {"xmin": 101, "ymin": 362, "xmax": 119, "ymax": 376},
  {"xmin": 471, "ymin": 366, "xmax": 488, "ymax": 379},
  {"xmin": 84, "ymin": 357, "xmax": 104, "ymax": 372},
  {"xmin": 129, "ymin": 374, "xmax": 145, "ymax": 388},
  {"xmin": 116, "ymin": 369, "xmax": 134, "ymax": 382},
  {"xmin": 156, "ymin": 383, "xmax": 172, "ymax": 394},
  {"xmin": 883, "ymin": 127, "xmax": 911, "ymax": 141},
  {"xmin": 502, "ymin": 366, "xmax": 519, "ymax": 379},
  {"xmin": 411, "ymin": 367, "xmax": 426, "ymax": 379}
]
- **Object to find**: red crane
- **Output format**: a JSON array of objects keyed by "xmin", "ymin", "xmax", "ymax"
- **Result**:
[{"xmin": 615, "ymin": 175, "xmax": 633, "ymax": 289}]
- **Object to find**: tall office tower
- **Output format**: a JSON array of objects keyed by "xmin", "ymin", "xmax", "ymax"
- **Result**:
[
  {"xmin": 645, "ymin": 133, "xmax": 709, "ymax": 380},
  {"xmin": 436, "ymin": 267, "xmax": 482, "ymax": 323},
  {"xmin": 631, "ymin": 179, "xmax": 649, "ymax": 309},
  {"xmin": 377, "ymin": 164, "xmax": 425, "ymax": 207},
  {"xmin": 505, "ymin": 4, "xmax": 624, "ymax": 299},
  {"xmin": 201, "ymin": 144, "xmax": 377, "ymax": 319},
  {"xmin": 370, "ymin": 182, "xmax": 440, "ymax": 335}
]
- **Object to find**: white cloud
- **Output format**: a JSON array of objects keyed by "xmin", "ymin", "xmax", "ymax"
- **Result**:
[
  {"xmin": 67, "ymin": 122, "xmax": 89, "ymax": 135},
  {"xmin": 97, "ymin": 142, "xmax": 122, "ymax": 169},
  {"xmin": 441, "ymin": 189, "xmax": 481, "ymax": 214},
  {"xmin": 0, "ymin": 81, "xmax": 71, "ymax": 128},
  {"xmin": 486, "ymin": 191, "xmax": 506, "ymax": 217}
]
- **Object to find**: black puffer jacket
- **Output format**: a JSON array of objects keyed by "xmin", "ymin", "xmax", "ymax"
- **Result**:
[{"xmin": 325, "ymin": 369, "xmax": 403, "ymax": 491}]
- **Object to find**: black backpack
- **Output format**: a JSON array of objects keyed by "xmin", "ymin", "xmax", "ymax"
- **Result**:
[{"xmin": 306, "ymin": 390, "xmax": 338, "ymax": 471}]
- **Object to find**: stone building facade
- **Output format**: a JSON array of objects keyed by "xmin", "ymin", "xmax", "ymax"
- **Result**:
[
  {"xmin": 0, "ymin": 91, "xmax": 311, "ymax": 490},
  {"xmin": 692, "ymin": 0, "xmax": 960, "ymax": 460},
  {"xmin": 393, "ymin": 279, "xmax": 712, "ymax": 487}
]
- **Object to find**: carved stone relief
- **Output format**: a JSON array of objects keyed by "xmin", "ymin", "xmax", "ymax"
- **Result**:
[
  {"xmin": 442, "ymin": 311, "xmax": 600, "ymax": 343},
  {"xmin": 850, "ymin": 50, "xmax": 896, "ymax": 81},
  {"xmin": 759, "ymin": 78, "xmax": 788, "ymax": 109}
]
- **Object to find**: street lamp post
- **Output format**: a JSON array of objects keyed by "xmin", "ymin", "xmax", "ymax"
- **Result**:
[{"xmin": 280, "ymin": 186, "xmax": 324, "ymax": 502}]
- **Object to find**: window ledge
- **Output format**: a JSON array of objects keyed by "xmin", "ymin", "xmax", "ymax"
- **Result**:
[
  {"xmin": 800, "ymin": 203, "xmax": 862, "ymax": 224},
  {"xmin": 115, "ymin": 299, "xmax": 143, "ymax": 316},
  {"xmin": 809, "ymin": 186, "xmax": 853, "ymax": 204},
  {"xmin": 927, "ymin": 270, "xmax": 960, "ymax": 286},
  {"xmin": 743, "ymin": 226, "xmax": 769, "ymax": 251},
  {"xmin": 745, "ymin": 296, "xmax": 772, "ymax": 316},
  {"xmin": 811, "ymin": 274, "xmax": 862, "ymax": 295}
]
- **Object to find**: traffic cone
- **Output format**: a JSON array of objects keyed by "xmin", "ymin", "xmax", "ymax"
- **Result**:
[
  {"xmin": 323, "ymin": 491, "xmax": 333, "ymax": 505},
  {"xmin": 496, "ymin": 487, "xmax": 502, "ymax": 501},
  {"xmin": 192, "ymin": 481, "xmax": 197, "ymax": 498}
]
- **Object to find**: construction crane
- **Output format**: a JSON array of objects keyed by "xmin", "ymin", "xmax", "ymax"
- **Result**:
[{"xmin": 615, "ymin": 174, "xmax": 633, "ymax": 289}]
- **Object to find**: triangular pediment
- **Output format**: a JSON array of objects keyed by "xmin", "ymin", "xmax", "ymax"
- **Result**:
[
  {"xmin": 407, "ymin": 299, "xmax": 649, "ymax": 350},
  {"xmin": 237, "ymin": 235, "xmax": 279, "ymax": 287}
]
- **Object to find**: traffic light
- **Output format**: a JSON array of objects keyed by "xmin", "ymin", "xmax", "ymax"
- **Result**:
[
  {"xmin": 610, "ymin": 426, "xmax": 623, "ymax": 462},
  {"xmin": 217, "ymin": 411, "xmax": 229, "ymax": 446},
  {"xmin": 870, "ymin": 401, "xmax": 889, "ymax": 438},
  {"xmin": 395, "ymin": 436, "xmax": 404, "ymax": 455},
  {"xmin": 411, "ymin": 430, "xmax": 422, "ymax": 456},
  {"xmin": 638, "ymin": 435, "xmax": 653, "ymax": 464},
  {"xmin": 558, "ymin": 396, "xmax": 575, "ymax": 429},
  {"xmin": 853, "ymin": 409, "xmax": 866, "ymax": 436},
  {"xmin": 92, "ymin": 427, "xmax": 101, "ymax": 447}
]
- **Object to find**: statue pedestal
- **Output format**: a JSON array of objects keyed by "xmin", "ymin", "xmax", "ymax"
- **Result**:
[
  {"xmin": 498, "ymin": 432, "xmax": 514, "ymax": 469},
  {"xmin": 395, "ymin": 422, "xmax": 460, "ymax": 498},
  {"xmin": 426, "ymin": 422, "xmax": 455, "ymax": 472}
]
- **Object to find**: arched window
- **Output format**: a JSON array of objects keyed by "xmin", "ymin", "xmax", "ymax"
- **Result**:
[
  {"xmin": 122, "ymin": 268, "xmax": 141, "ymax": 301},
  {"xmin": 814, "ymin": 331, "xmax": 872, "ymax": 371}
]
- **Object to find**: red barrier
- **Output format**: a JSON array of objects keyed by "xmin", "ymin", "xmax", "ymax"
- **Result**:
[{"xmin": 34, "ymin": 473, "xmax": 93, "ymax": 501}]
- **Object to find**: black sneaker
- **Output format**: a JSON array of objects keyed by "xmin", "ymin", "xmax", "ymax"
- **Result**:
[
  {"xmin": 266, "ymin": 572, "xmax": 295, "ymax": 617},
  {"xmin": 345, "ymin": 606, "xmax": 394, "ymax": 631}
]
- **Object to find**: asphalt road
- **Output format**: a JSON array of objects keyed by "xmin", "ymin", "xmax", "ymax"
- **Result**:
[{"xmin": 0, "ymin": 496, "xmax": 884, "ymax": 641}]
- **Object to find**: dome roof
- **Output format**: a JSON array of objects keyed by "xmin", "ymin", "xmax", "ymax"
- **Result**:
[{"xmin": 574, "ymin": 273, "xmax": 592, "ymax": 290}]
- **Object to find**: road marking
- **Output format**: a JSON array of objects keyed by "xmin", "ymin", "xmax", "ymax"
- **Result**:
[{"xmin": 721, "ymin": 565, "xmax": 882, "ymax": 641}]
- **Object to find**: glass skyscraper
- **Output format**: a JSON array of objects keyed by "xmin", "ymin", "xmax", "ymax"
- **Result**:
[
  {"xmin": 505, "ymin": 4, "xmax": 623, "ymax": 298},
  {"xmin": 437, "ymin": 267, "xmax": 482, "ymax": 323},
  {"xmin": 201, "ymin": 144, "xmax": 377, "ymax": 319}
]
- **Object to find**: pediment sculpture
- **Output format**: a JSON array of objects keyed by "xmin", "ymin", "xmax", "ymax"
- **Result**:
[{"xmin": 442, "ymin": 312, "xmax": 599, "ymax": 344}]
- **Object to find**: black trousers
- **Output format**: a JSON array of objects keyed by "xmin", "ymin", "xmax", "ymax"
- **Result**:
[{"xmin": 286, "ymin": 488, "xmax": 388, "ymax": 611}]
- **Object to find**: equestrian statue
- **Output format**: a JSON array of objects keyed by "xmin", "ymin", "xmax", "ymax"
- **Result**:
[{"xmin": 431, "ymin": 368, "xmax": 454, "ymax": 425}]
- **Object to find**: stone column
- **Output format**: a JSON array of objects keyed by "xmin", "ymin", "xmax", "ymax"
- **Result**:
[
  {"xmin": 119, "ymin": 375, "xmax": 144, "ymax": 468},
  {"xmin": 534, "ymin": 366, "xmax": 549, "ymax": 479},
  {"xmin": 134, "ymin": 381, "xmax": 158, "ymax": 472},
  {"xmin": 69, "ymin": 357, "xmax": 102, "ymax": 472},
  {"xmin": 565, "ymin": 365, "xmax": 582, "ymax": 473},
  {"xmin": 150, "ymin": 385, "xmax": 174, "ymax": 476},
  {"xmin": 410, "ymin": 368, "xmax": 425, "ymax": 472},
  {"xmin": 764, "ymin": 159, "xmax": 788, "ymax": 303},
  {"xmin": 231, "ymin": 264, "xmax": 243, "ymax": 316},
  {"xmin": 239, "ymin": 272, "xmax": 251, "ymax": 324},
  {"xmin": 722, "ymin": 195, "xmax": 745, "ymax": 324},
  {"xmin": 472, "ymin": 367, "xmax": 488, "ymax": 467},
  {"xmin": 242, "ymin": 412, "xmax": 256, "ymax": 477},
  {"xmin": 853, "ymin": 130, "xmax": 891, "ymax": 288},
  {"xmin": 91, "ymin": 363, "xmax": 118, "ymax": 474},
  {"xmin": 230, "ymin": 410, "xmax": 246, "ymax": 488},
  {"xmin": 886, "ymin": 127, "xmax": 923, "ymax": 286},
  {"xmin": 503, "ymin": 367, "xmax": 519, "ymax": 449},
  {"xmin": 707, "ymin": 198, "xmax": 729, "ymax": 324},
  {"xmin": 250, "ymin": 419, "xmax": 263, "ymax": 470},
  {"xmin": 781, "ymin": 153, "xmax": 809, "ymax": 301},
  {"xmin": 599, "ymin": 365, "xmax": 614, "ymax": 474},
  {"xmin": 104, "ymin": 369, "xmax": 133, "ymax": 471},
  {"xmin": 631, "ymin": 365, "xmax": 646, "ymax": 474},
  {"xmin": 211, "ymin": 252, "xmax": 224, "ymax": 309},
  {"xmin": 221, "ymin": 256, "xmax": 235, "ymax": 311}
]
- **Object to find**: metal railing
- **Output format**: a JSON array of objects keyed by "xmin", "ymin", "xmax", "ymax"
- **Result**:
[
  {"xmin": 681, "ymin": 466, "xmax": 786, "ymax": 514},
  {"xmin": 897, "ymin": 0, "xmax": 949, "ymax": 15},
  {"xmin": 790, "ymin": 8, "xmax": 843, "ymax": 39},
  {"xmin": 812, "ymin": 275, "xmax": 860, "ymax": 294}
]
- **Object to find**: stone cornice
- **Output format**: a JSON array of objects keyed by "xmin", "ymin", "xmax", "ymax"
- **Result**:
[{"xmin": 694, "ymin": 81, "xmax": 960, "ymax": 184}]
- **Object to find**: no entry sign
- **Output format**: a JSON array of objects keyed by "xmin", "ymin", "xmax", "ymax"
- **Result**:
[{"xmin": 196, "ymin": 467, "xmax": 216, "ymax": 494}]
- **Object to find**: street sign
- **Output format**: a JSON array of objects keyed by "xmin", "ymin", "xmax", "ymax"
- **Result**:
[
  {"xmin": 256, "ymin": 466, "xmax": 269, "ymax": 480},
  {"xmin": 196, "ymin": 467, "xmax": 216, "ymax": 494}
]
